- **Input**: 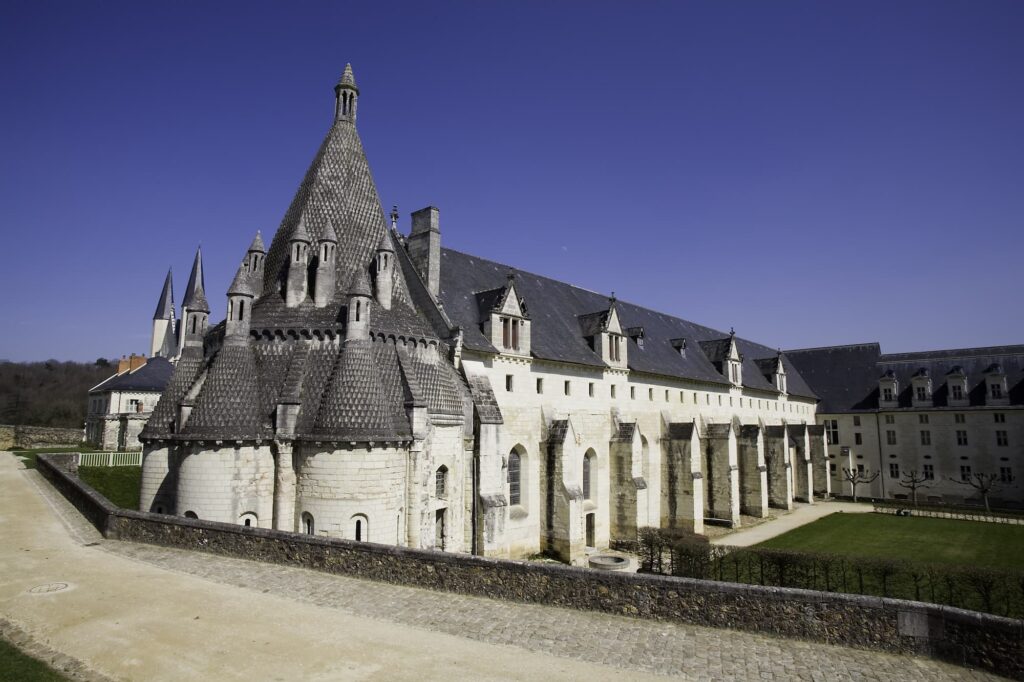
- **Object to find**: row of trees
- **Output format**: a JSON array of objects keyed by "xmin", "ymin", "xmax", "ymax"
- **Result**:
[
  {"xmin": 842, "ymin": 466, "xmax": 1014, "ymax": 512},
  {"xmin": 0, "ymin": 359, "xmax": 113, "ymax": 428},
  {"xmin": 636, "ymin": 527, "xmax": 1024, "ymax": 618}
]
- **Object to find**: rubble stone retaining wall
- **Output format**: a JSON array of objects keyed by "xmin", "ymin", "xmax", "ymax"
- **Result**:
[
  {"xmin": 1, "ymin": 424, "xmax": 83, "ymax": 450},
  {"xmin": 36, "ymin": 453, "xmax": 1023, "ymax": 681}
]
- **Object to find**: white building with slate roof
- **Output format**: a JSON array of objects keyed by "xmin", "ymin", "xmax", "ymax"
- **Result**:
[{"xmin": 140, "ymin": 65, "xmax": 830, "ymax": 564}]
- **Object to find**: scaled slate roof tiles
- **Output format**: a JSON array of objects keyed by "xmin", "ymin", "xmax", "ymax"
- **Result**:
[
  {"xmin": 181, "ymin": 344, "xmax": 263, "ymax": 440},
  {"xmin": 142, "ymin": 348, "xmax": 204, "ymax": 438}
]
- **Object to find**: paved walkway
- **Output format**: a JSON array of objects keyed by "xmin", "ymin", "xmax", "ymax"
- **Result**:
[
  {"xmin": 0, "ymin": 455, "xmax": 1002, "ymax": 681},
  {"xmin": 711, "ymin": 500, "xmax": 874, "ymax": 547}
]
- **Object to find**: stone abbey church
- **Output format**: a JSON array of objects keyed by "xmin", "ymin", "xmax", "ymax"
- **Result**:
[{"xmin": 139, "ymin": 64, "xmax": 847, "ymax": 564}]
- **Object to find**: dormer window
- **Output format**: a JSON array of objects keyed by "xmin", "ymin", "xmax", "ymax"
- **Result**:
[
  {"xmin": 500, "ymin": 316, "xmax": 522, "ymax": 351},
  {"xmin": 985, "ymin": 363, "xmax": 1009, "ymax": 405},
  {"xmin": 951, "ymin": 384, "xmax": 964, "ymax": 400},
  {"xmin": 911, "ymin": 369, "xmax": 932, "ymax": 407},
  {"xmin": 609, "ymin": 333, "xmax": 623, "ymax": 361},
  {"xmin": 879, "ymin": 370, "xmax": 899, "ymax": 407},
  {"xmin": 479, "ymin": 277, "xmax": 530, "ymax": 356}
]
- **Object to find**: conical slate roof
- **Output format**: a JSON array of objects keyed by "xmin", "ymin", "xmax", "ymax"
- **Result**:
[
  {"xmin": 248, "ymin": 231, "xmax": 265, "ymax": 253},
  {"xmin": 376, "ymin": 231, "xmax": 394, "ymax": 252},
  {"xmin": 153, "ymin": 268, "xmax": 175, "ymax": 320},
  {"xmin": 182, "ymin": 248, "xmax": 209, "ymax": 313},
  {"xmin": 348, "ymin": 268, "xmax": 373, "ymax": 298},
  {"xmin": 261, "ymin": 110, "xmax": 405, "ymax": 305},
  {"xmin": 338, "ymin": 63, "xmax": 357, "ymax": 89},
  {"xmin": 228, "ymin": 263, "xmax": 256, "ymax": 297},
  {"xmin": 320, "ymin": 220, "xmax": 338, "ymax": 243}
]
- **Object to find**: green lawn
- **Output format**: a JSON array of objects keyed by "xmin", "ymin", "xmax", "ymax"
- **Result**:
[
  {"xmin": 758, "ymin": 512, "xmax": 1024, "ymax": 571},
  {"xmin": 77, "ymin": 466, "xmax": 141, "ymax": 510},
  {"xmin": 0, "ymin": 639, "xmax": 67, "ymax": 681}
]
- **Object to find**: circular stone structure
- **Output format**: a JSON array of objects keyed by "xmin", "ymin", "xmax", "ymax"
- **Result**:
[{"xmin": 588, "ymin": 554, "xmax": 629, "ymax": 571}]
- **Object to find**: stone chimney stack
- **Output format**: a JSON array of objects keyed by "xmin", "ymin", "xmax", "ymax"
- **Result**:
[
  {"xmin": 374, "ymin": 225, "xmax": 395, "ymax": 311},
  {"xmin": 226, "ymin": 261, "xmax": 256, "ymax": 340},
  {"xmin": 313, "ymin": 222, "xmax": 338, "ymax": 308},
  {"xmin": 286, "ymin": 219, "xmax": 311, "ymax": 307},
  {"xmin": 245, "ymin": 231, "xmax": 266, "ymax": 298},
  {"xmin": 408, "ymin": 206, "xmax": 441, "ymax": 298},
  {"xmin": 129, "ymin": 354, "xmax": 147, "ymax": 372},
  {"xmin": 345, "ymin": 269, "xmax": 373, "ymax": 342}
]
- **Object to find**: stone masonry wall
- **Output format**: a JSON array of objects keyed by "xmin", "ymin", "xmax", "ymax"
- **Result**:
[
  {"xmin": 0, "ymin": 424, "xmax": 83, "ymax": 450},
  {"xmin": 35, "ymin": 453, "xmax": 1024, "ymax": 681}
]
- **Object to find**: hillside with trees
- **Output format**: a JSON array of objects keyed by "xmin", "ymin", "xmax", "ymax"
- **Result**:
[{"xmin": 0, "ymin": 359, "xmax": 114, "ymax": 428}]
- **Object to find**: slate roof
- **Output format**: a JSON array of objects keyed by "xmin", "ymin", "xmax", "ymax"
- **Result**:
[
  {"xmin": 785, "ymin": 343, "xmax": 1024, "ymax": 412},
  {"xmin": 91, "ymin": 357, "xmax": 174, "ymax": 394},
  {"xmin": 181, "ymin": 344, "xmax": 262, "ymax": 440},
  {"xmin": 141, "ymin": 348, "xmax": 204, "ymax": 438},
  {"xmin": 437, "ymin": 248, "xmax": 816, "ymax": 398},
  {"xmin": 153, "ymin": 269, "xmax": 175, "ymax": 320},
  {"xmin": 181, "ymin": 249, "xmax": 208, "ymax": 313}
]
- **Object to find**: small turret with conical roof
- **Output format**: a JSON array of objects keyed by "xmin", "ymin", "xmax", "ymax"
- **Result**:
[
  {"xmin": 151, "ymin": 268, "xmax": 177, "ymax": 358},
  {"xmin": 334, "ymin": 63, "xmax": 359, "ymax": 124},
  {"xmin": 181, "ymin": 247, "xmax": 209, "ymax": 348},
  {"xmin": 375, "ymin": 229, "xmax": 395, "ymax": 310},
  {"xmin": 313, "ymin": 221, "xmax": 338, "ymax": 308},
  {"xmin": 286, "ymin": 218, "xmax": 312, "ymax": 307},
  {"xmin": 245, "ymin": 231, "xmax": 266, "ymax": 297},
  {"xmin": 226, "ymin": 260, "xmax": 256, "ymax": 341},
  {"xmin": 345, "ymin": 268, "xmax": 372, "ymax": 341}
]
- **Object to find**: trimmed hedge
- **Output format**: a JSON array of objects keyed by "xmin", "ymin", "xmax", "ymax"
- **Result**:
[{"xmin": 637, "ymin": 527, "xmax": 1024, "ymax": 619}]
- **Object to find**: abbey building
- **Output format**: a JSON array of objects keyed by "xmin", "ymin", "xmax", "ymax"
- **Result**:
[{"xmin": 140, "ymin": 64, "xmax": 835, "ymax": 564}]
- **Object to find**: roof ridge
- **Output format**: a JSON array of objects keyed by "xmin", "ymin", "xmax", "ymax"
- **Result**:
[
  {"xmin": 880, "ymin": 344, "xmax": 1024, "ymax": 361},
  {"xmin": 785, "ymin": 342, "xmax": 882, "ymax": 354}
]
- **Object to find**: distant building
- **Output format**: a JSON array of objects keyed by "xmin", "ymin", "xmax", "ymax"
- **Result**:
[
  {"xmin": 86, "ymin": 354, "xmax": 174, "ymax": 450},
  {"xmin": 786, "ymin": 344, "xmax": 1023, "ymax": 508},
  {"xmin": 139, "ymin": 65, "xmax": 828, "ymax": 565}
]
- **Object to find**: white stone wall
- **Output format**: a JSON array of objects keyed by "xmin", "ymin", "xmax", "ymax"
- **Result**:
[
  {"xmin": 464, "ymin": 350, "xmax": 818, "ymax": 552},
  {"xmin": 296, "ymin": 444, "xmax": 407, "ymax": 544},
  {"xmin": 176, "ymin": 444, "xmax": 274, "ymax": 525},
  {"xmin": 140, "ymin": 444, "xmax": 173, "ymax": 513}
]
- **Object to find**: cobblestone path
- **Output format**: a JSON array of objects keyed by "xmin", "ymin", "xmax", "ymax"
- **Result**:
[{"xmin": 27, "ymin": 470, "xmax": 1007, "ymax": 681}]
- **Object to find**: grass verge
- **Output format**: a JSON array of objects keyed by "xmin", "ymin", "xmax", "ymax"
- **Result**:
[
  {"xmin": 77, "ymin": 466, "xmax": 141, "ymax": 510},
  {"xmin": 0, "ymin": 638, "xmax": 67, "ymax": 681}
]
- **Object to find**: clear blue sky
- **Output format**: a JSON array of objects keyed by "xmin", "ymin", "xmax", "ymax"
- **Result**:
[{"xmin": 1, "ymin": 1, "xmax": 1021, "ymax": 362}]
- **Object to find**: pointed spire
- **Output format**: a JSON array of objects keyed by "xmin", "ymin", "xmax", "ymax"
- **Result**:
[
  {"xmin": 338, "ymin": 63, "xmax": 357, "ymax": 89},
  {"xmin": 390, "ymin": 205, "xmax": 399, "ymax": 230},
  {"xmin": 153, "ymin": 268, "xmax": 175, "ymax": 320},
  {"xmin": 181, "ymin": 247, "xmax": 209, "ymax": 313},
  {"xmin": 291, "ymin": 216, "xmax": 311, "ymax": 243},
  {"xmin": 228, "ymin": 262, "xmax": 256, "ymax": 297},
  {"xmin": 321, "ymin": 220, "xmax": 338, "ymax": 243},
  {"xmin": 376, "ymin": 230, "xmax": 394, "ymax": 253},
  {"xmin": 348, "ymin": 268, "xmax": 373, "ymax": 298},
  {"xmin": 248, "ymin": 231, "xmax": 265, "ymax": 253}
]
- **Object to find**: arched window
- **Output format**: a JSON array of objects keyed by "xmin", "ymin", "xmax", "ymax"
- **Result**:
[
  {"xmin": 507, "ymin": 450, "xmax": 521, "ymax": 506},
  {"xmin": 351, "ymin": 514, "xmax": 368, "ymax": 542},
  {"xmin": 583, "ymin": 450, "xmax": 596, "ymax": 500},
  {"xmin": 240, "ymin": 512, "xmax": 257, "ymax": 528},
  {"xmin": 356, "ymin": 300, "xmax": 361, "ymax": 321},
  {"xmin": 155, "ymin": 506, "xmax": 164, "ymax": 514},
  {"xmin": 239, "ymin": 299, "xmax": 245, "ymax": 320},
  {"xmin": 190, "ymin": 316, "xmax": 197, "ymax": 334},
  {"xmin": 302, "ymin": 512, "xmax": 314, "ymax": 535},
  {"xmin": 435, "ymin": 465, "xmax": 448, "ymax": 498},
  {"xmin": 184, "ymin": 511, "xmax": 198, "ymax": 519}
]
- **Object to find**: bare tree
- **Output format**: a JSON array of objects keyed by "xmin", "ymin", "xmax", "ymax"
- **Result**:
[
  {"xmin": 897, "ymin": 470, "xmax": 931, "ymax": 507},
  {"xmin": 842, "ymin": 467, "xmax": 880, "ymax": 503},
  {"xmin": 948, "ymin": 472, "xmax": 1014, "ymax": 513}
]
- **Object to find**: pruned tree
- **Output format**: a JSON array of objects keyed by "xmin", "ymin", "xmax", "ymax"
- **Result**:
[
  {"xmin": 842, "ymin": 467, "xmax": 879, "ymax": 502},
  {"xmin": 948, "ymin": 472, "xmax": 1014, "ymax": 513},
  {"xmin": 897, "ymin": 469, "xmax": 931, "ymax": 506}
]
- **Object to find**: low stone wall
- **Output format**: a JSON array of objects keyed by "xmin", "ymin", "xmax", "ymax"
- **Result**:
[
  {"xmin": 0, "ymin": 424, "xmax": 83, "ymax": 450},
  {"xmin": 36, "ymin": 454, "xmax": 1024, "ymax": 680}
]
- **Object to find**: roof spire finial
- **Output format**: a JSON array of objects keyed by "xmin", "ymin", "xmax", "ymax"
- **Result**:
[
  {"xmin": 333, "ymin": 62, "xmax": 360, "ymax": 124},
  {"xmin": 730, "ymin": 327, "xmax": 735, "ymax": 337},
  {"xmin": 390, "ymin": 205, "xmax": 399, "ymax": 230}
]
